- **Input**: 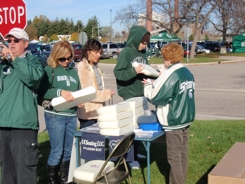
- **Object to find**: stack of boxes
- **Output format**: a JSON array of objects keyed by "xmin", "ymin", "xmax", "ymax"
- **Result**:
[{"xmin": 97, "ymin": 97, "xmax": 148, "ymax": 136}]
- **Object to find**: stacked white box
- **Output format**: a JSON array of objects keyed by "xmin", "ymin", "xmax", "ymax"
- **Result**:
[
  {"xmin": 96, "ymin": 97, "xmax": 149, "ymax": 136},
  {"xmin": 97, "ymin": 103, "xmax": 133, "ymax": 136},
  {"xmin": 118, "ymin": 97, "xmax": 148, "ymax": 129}
]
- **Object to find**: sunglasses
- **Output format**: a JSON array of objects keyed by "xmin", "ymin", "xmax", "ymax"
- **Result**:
[
  {"xmin": 59, "ymin": 56, "xmax": 72, "ymax": 62},
  {"xmin": 7, "ymin": 38, "xmax": 22, "ymax": 43}
]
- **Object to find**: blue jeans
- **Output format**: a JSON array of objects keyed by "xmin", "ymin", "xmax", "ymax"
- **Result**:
[{"xmin": 45, "ymin": 112, "xmax": 77, "ymax": 166}]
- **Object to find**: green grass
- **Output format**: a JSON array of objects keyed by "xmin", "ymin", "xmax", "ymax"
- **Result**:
[
  {"xmin": 99, "ymin": 52, "xmax": 245, "ymax": 65},
  {"xmin": 37, "ymin": 120, "xmax": 245, "ymax": 184}
]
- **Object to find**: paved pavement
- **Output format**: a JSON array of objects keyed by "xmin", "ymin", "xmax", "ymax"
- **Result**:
[{"xmin": 38, "ymin": 56, "xmax": 245, "ymax": 132}]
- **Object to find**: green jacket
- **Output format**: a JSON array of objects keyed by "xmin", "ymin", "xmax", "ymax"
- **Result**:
[
  {"xmin": 38, "ymin": 64, "xmax": 81, "ymax": 115},
  {"xmin": 0, "ymin": 53, "xmax": 44, "ymax": 130},
  {"xmin": 113, "ymin": 26, "xmax": 150, "ymax": 100},
  {"xmin": 144, "ymin": 63, "xmax": 195, "ymax": 130}
]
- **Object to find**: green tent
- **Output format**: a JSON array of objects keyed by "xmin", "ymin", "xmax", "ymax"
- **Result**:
[
  {"xmin": 150, "ymin": 32, "xmax": 181, "ymax": 42},
  {"xmin": 232, "ymin": 34, "xmax": 245, "ymax": 53}
]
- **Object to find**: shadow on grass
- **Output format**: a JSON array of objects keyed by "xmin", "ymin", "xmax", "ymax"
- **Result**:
[
  {"xmin": 137, "ymin": 134, "xmax": 169, "ymax": 184},
  {"xmin": 196, "ymin": 165, "xmax": 215, "ymax": 184},
  {"xmin": 37, "ymin": 140, "xmax": 50, "ymax": 184}
]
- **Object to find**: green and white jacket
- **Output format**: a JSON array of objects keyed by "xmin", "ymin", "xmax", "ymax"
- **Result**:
[{"xmin": 144, "ymin": 63, "xmax": 195, "ymax": 130}]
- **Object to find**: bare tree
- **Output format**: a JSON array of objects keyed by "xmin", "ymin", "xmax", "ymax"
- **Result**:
[
  {"xmin": 179, "ymin": 0, "xmax": 217, "ymax": 59},
  {"xmin": 114, "ymin": 0, "xmax": 188, "ymax": 34},
  {"xmin": 208, "ymin": 0, "xmax": 245, "ymax": 42}
]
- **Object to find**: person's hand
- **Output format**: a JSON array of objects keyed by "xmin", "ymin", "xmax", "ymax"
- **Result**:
[
  {"xmin": 77, "ymin": 103, "xmax": 84, "ymax": 108},
  {"xmin": 0, "ymin": 44, "xmax": 14, "ymax": 61},
  {"xmin": 61, "ymin": 90, "xmax": 75, "ymax": 102},
  {"xmin": 142, "ymin": 78, "xmax": 152, "ymax": 85},
  {"xmin": 110, "ymin": 89, "xmax": 115, "ymax": 96},
  {"xmin": 134, "ymin": 64, "xmax": 144, "ymax": 74}
]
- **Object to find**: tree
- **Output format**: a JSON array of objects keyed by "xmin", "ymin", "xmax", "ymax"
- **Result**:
[
  {"xmin": 49, "ymin": 34, "xmax": 59, "ymax": 42},
  {"xmin": 70, "ymin": 32, "xmax": 79, "ymax": 42},
  {"xmin": 179, "ymin": 0, "xmax": 217, "ymax": 59},
  {"xmin": 208, "ymin": 0, "xmax": 245, "ymax": 42},
  {"xmin": 83, "ymin": 16, "xmax": 100, "ymax": 39},
  {"xmin": 25, "ymin": 25, "xmax": 38, "ymax": 41},
  {"xmin": 32, "ymin": 15, "xmax": 50, "ymax": 38}
]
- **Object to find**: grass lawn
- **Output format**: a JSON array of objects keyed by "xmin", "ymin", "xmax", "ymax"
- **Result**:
[
  {"xmin": 99, "ymin": 52, "xmax": 245, "ymax": 65},
  {"xmin": 37, "ymin": 120, "xmax": 245, "ymax": 184}
]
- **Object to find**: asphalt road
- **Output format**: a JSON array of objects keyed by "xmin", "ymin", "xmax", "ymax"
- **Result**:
[{"xmin": 38, "ymin": 59, "xmax": 245, "ymax": 132}]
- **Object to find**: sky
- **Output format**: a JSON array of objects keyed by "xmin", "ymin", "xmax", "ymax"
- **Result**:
[{"xmin": 24, "ymin": 0, "xmax": 136, "ymax": 33}]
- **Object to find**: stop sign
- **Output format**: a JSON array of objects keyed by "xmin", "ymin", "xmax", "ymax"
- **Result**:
[{"xmin": 0, "ymin": 0, "xmax": 27, "ymax": 38}]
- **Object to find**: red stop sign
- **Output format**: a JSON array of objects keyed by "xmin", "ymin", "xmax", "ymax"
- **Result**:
[{"xmin": 0, "ymin": 0, "xmax": 27, "ymax": 38}]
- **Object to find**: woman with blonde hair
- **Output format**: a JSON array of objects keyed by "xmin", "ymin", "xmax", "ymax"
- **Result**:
[{"xmin": 38, "ymin": 41, "xmax": 81, "ymax": 184}]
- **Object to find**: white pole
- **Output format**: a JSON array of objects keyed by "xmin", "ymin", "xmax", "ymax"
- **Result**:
[{"xmin": 186, "ymin": 27, "xmax": 189, "ymax": 62}]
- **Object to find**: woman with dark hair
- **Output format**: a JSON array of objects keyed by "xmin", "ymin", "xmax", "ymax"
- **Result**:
[{"xmin": 77, "ymin": 39, "xmax": 115, "ymax": 128}]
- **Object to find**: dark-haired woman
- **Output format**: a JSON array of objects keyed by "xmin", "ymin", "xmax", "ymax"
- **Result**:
[{"xmin": 77, "ymin": 39, "xmax": 115, "ymax": 129}]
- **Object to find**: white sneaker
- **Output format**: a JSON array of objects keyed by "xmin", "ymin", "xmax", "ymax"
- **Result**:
[{"xmin": 128, "ymin": 161, "xmax": 140, "ymax": 169}]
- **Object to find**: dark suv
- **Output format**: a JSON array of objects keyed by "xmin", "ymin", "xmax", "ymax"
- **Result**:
[
  {"xmin": 71, "ymin": 43, "xmax": 82, "ymax": 62},
  {"xmin": 203, "ymin": 42, "xmax": 221, "ymax": 52}
]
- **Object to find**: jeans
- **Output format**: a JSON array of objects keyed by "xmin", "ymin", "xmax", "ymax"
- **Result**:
[
  {"xmin": 45, "ymin": 112, "xmax": 77, "ymax": 166},
  {"xmin": 166, "ymin": 126, "xmax": 189, "ymax": 184},
  {"xmin": 78, "ymin": 119, "xmax": 97, "ymax": 129},
  {"xmin": 0, "ymin": 128, "xmax": 38, "ymax": 184}
]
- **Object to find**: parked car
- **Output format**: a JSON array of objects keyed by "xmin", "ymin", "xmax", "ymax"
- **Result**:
[
  {"xmin": 100, "ymin": 42, "xmax": 120, "ymax": 59},
  {"xmin": 39, "ymin": 44, "xmax": 52, "ymax": 58},
  {"xmin": 203, "ymin": 42, "xmax": 221, "ymax": 52},
  {"xmin": 71, "ymin": 43, "xmax": 82, "ymax": 62},
  {"xmin": 27, "ymin": 43, "xmax": 40, "ymax": 55},
  {"xmin": 184, "ymin": 44, "xmax": 210, "ymax": 57},
  {"xmin": 117, "ymin": 42, "xmax": 126, "ymax": 53},
  {"xmin": 33, "ymin": 53, "xmax": 48, "ymax": 68},
  {"xmin": 196, "ymin": 45, "xmax": 210, "ymax": 53}
]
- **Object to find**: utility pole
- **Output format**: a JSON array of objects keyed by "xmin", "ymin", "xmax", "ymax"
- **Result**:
[
  {"xmin": 110, "ymin": 10, "xmax": 112, "ymax": 41},
  {"xmin": 146, "ymin": 0, "xmax": 152, "ymax": 32}
]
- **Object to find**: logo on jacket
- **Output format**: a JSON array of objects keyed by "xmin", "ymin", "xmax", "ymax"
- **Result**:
[
  {"xmin": 179, "ymin": 81, "xmax": 195, "ymax": 94},
  {"xmin": 133, "ymin": 57, "xmax": 147, "ymax": 64},
  {"xmin": 57, "ymin": 75, "xmax": 77, "ymax": 86}
]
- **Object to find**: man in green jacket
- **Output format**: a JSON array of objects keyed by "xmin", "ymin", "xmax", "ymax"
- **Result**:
[
  {"xmin": 113, "ymin": 25, "xmax": 152, "ymax": 169},
  {"xmin": 0, "ymin": 28, "xmax": 44, "ymax": 184}
]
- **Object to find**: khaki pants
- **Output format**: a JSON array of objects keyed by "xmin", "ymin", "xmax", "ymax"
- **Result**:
[{"xmin": 166, "ymin": 126, "xmax": 189, "ymax": 184}]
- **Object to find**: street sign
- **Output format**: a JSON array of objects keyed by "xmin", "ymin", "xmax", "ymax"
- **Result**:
[
  {"xmin": 184, "ymin": 27, "xmax": 191, "ymax": 38},
  {"xmin": 79, "ymin": 32, "xmax": 88, "ymax": 45},
  {"xmin": 0, "ymin": 0, "xmax": 27, "ymax": 38}
]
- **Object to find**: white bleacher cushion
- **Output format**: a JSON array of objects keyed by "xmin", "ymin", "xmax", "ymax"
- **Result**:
[
  {"xmin": 132, "ymin": 62, "xmax": 159, "ymax": 77},
  {"xmin": 100, "ymin": 124, "xmax": 134, "ymax": 136},
  {"xmin": 73, "ymin": 160, "xmax": 114, "ymax": 182},
  {"xmin": 119, "ymin": 96, "xmax": 148, "ymax": 109},
  {"xmin": 132, "ymin": 112, "xmax": 145, "ymax": 129},
  {"xmin": 98, "ymin": 110, "xmax": 133, "ymax": 122},
  {"xmin": 98, "ymin": 117, "xmax": 132, "ymax": 129},
  {"xmin": 97, "ymin": 103, "xmax": 130, "ymax": 115}
]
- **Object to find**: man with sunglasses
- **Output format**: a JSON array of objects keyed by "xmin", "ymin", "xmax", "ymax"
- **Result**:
[{"xmin": 0, "ymin": 27, "xmax": 44, "ymax": 184}]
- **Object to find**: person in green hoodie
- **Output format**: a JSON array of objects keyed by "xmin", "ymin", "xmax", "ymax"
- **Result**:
[
  {"xmin": 38, "ymin": 41, "xmax": 81, "ymax": 184},
  {"xmin": 113, "ymin": 25, "xmax": 153, "ymax": 169},
  {"xmin": 0, "ymin": 28, "xmax": 44, "ymax": 184}
]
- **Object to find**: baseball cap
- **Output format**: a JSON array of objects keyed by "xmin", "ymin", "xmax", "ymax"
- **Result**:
[{"xmin": 4, "ymin": 28, "xmax": 29, "ymax": 41}]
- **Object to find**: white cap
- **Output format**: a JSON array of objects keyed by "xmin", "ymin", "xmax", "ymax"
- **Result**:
[{"xmin": 4, "ymin": 28, "xmax": 29, "ymax": 41}]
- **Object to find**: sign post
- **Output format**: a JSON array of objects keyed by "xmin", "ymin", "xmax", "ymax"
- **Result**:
[
  {"xmin": 0, "ymin": 0, "xmax": 27, "ymax": 38},
  {"xmin": 79, "ymin": 32, "xmax": 88, "ymax": 45}
]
